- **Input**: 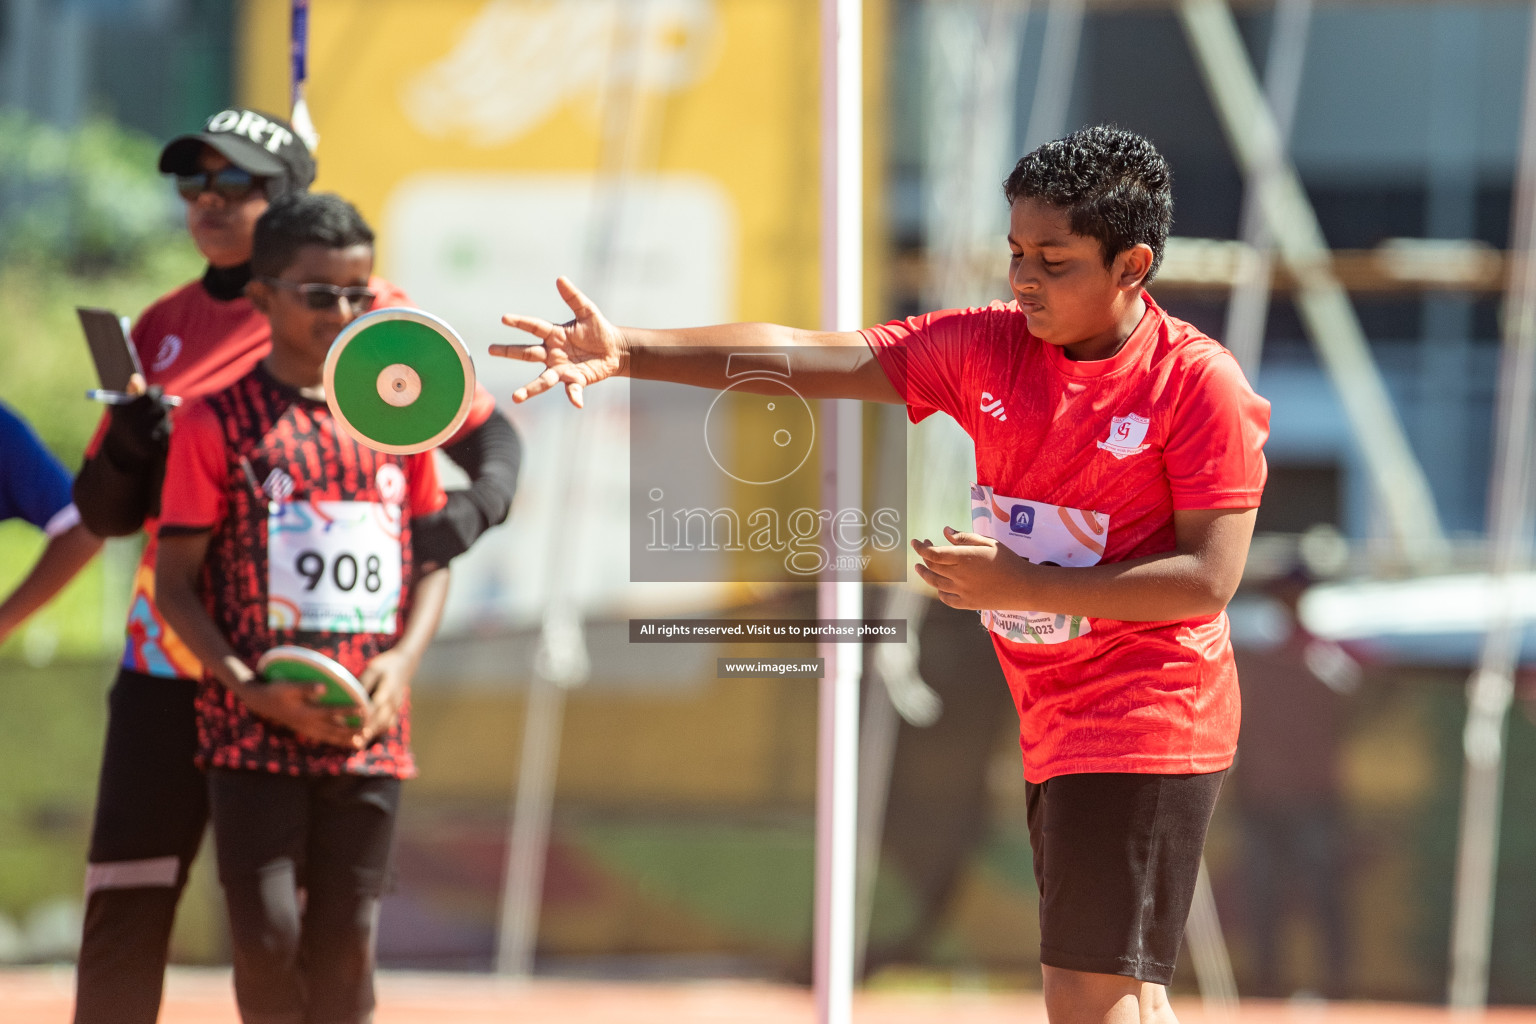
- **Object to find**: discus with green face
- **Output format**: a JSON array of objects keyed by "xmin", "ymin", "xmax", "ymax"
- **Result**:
[
  {"xmin": 256, "ymin": 645, "xmax": 373, "ymax": 728},
  {"xmin": 323, "ymin": 307, "xmax": 475, "ymax": 454}
]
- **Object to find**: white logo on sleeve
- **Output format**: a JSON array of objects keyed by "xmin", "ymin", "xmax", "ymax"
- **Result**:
[
  {"xmin": 375, "ymin": 464, "xmax": 407, "ymax": 505},
  {"xmin": 979, "ymin": 392, "xmax": 1008, "ymax": 422},
  {"xmin": 1097, "ymin": 413, "xmax": 1150, "ymax": 459},
  {"xmin": 151, "ymin": 334, "xmax": 182, "ymax": 372}
]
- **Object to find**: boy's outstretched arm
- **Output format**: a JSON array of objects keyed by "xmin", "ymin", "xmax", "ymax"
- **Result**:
[
  {"xmin": 913, "ymin": 506, "xmax": 1258, "ymax": 622},
  {"xmin": 358, "ymin": 565, "xmax": 450, "ymax": 743},
  {"xmin": 156, "ymin": 530, "xmax": 365, "ymax": 749},
  {"xmin": 490, "ymin": 277, "xmax": 901, "ymax": 406}
]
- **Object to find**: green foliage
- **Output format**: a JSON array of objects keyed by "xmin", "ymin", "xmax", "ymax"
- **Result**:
[
  {"xmin": 0, "ymin": 114, "xmax": 202, "ymax": 664},
  {"xmin": 0, "ymin": 113, "xmax": 205, "ymax": 465},
  {"xmin": 0, "ymin": 241, "xmax": 191, "ymax": 664},
  {"xmin": 0, "ymin": 112, "xmax": 186, "ymax": 275}
]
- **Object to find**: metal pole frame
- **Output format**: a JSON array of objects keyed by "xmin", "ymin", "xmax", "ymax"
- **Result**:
[
  {"xmin": 1221, "ymin": 0, "xmax": 1313, "ymax": 377},
  {"xmin": 1177, "ymin": 0, "xmax": 1450, "ymax": 571}
]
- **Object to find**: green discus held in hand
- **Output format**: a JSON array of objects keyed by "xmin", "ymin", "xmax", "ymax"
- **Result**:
[{"xmin": 256, "ymin": 645, "xmax": 373, "ymax": 728}]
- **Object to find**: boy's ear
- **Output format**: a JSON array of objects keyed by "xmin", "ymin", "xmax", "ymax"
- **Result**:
[
  {"xmin": 1116, "ymin": 243, "xmax": 1155, "ymax": 291},
  {"xmin": 245, "ymin": 277, "xmax": 272, "ymax": 315}
]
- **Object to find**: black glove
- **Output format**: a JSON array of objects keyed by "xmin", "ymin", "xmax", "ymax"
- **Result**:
[
  {"xmin": 412, "ymin": 412, "xmax": 522, "ymax": 570},
  {"xmin": 413, "ymin": 492, "xmax": 487, "ymax": 572},
  {"xmin": 74, "ymin": 388, "xmax": 173, "ymax": 537},
  {"xmin": 101, "ymin": 387, "xmax": 172, "ymax": 469}
]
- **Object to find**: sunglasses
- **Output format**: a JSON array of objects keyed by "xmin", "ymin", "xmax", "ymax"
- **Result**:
[
  {"xmin": 175, "ymin": 167, "xmax": 264, "ymax": 202},
  {"xmin": 260, "ymin": 278, "xmax": 378, "ymax": 312}
]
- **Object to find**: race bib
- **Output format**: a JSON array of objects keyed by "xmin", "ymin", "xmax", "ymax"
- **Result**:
[
  {"xmin": 969, "ymin": 485, "xmax": 1107, "ymax": 645},
  {"xmin": 268, "ymin": 500, "xmax": 404, "ymax": 633}
]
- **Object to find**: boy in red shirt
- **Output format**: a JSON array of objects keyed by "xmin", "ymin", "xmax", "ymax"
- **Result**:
[
  {"xmin": 70, "ymin": 108, "xmax": 519, "ymax": 1024},
  {"xmin": 155, "ymin": 191, "xmax": 450, "ymax": 1024},
  {"xmin": 492, "ymin": 126, "xmax": 1269, "ymax": 1024}
]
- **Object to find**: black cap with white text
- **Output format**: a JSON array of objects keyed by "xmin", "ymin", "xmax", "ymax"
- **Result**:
[{"xmin": 158, "ymin": 108, "xmax": 317, "ymax": 199}]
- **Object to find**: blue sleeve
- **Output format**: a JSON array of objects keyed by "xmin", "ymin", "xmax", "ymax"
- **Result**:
[{"xmin": 0, "ymin": 402, "xmax": 73, "ymax": 530}]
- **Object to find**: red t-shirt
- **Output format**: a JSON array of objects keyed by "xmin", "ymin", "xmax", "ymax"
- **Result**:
[
  {"xmin": 101, "ymin": 274, "xmax": 494, "ymax": 680},
  {"xmin": 862, "ymin": 293, "xmax": 1270, "ymax": 782}
]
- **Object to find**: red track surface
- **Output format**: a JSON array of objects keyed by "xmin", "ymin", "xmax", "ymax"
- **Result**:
[{"xmin": 7, "ymin": 968, "xmax": 1536, "ymax": 1023}]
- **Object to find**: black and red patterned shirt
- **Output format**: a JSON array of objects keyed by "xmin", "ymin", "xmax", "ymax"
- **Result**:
[{"xmin": 160, "ymin": 363, "xmax": 446, "ymax": 778}]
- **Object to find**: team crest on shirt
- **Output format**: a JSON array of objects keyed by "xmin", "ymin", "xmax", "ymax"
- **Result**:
[
  {"xmin": 1097, "ymin": 413, "xmax": 1150, "ymax": 459},
  {"xmin": 375, "ymin": 464, "xmax": 406, "ymax": 504},
  {"xmin": 151, "ymin": 334, "xmax": 183, "ymax": 372}
]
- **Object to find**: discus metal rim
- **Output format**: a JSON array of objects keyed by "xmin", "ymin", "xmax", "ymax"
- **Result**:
[
  {"xmin": 256, "ymin": 644, "xmax": 373, "ymax": 712},
  {"xmin": 323, "ymin": 306, "xmax": 476, "ymax": 455}
]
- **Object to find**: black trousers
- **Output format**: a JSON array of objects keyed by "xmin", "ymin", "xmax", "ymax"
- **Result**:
[
  {"xmin": 209, "ymin": 769, "xmax": 401, "ymax": 1024},
  {"xmin": 74, "ymin": 670, "xmax": 208, "ymax": 1024}
]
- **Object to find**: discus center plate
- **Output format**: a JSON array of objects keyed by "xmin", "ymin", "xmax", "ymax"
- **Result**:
[{"xmin": 378, "ymin": 363, "xmax": 422, "ymax": 407}]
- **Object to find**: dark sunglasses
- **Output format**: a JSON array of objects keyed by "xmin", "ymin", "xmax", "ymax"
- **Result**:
[
  {"xmin": 174, "ymin": 167, "xmax": 264, "ymax": 202},
  {"xmin": 260, "ymin": 278, "xmax": 377, "ymax": 312}
]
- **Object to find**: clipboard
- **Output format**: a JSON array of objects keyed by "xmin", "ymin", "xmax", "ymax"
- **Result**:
[{"xmin": 76, "ymin": 307, "xmax": 142, "ymax": 393}]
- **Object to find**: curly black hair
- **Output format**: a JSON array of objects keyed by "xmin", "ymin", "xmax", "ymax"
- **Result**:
[
  {"xmin": 251, "ymin": 191, "xmax": 375, "ymax": 280},
  {"xmin": 1002, "ymin": 125, "xmax": 1173, "ymax": 281}
]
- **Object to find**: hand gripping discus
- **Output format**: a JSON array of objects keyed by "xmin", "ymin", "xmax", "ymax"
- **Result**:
[
  {"xmin": 323, "ymin": 307, "xmax": 476, "ymax": 455},
  {"xmin": 256, "ymin": 645, "xmax": 373, "ymax": 728}
]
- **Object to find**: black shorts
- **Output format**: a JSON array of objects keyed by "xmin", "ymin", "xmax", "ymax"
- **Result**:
[
  {"xmin": 1026, "ymin": 770, "xmax": 1226, "ymax": 986},
  {"xmin": 85, "ymin": 669, "xmax": 208, "ymax": 882}
]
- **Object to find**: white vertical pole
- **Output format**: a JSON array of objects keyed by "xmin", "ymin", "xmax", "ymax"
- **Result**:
[{"xmin": 817, "ymin": 0, "xmax": 862, "ymax": 1022}]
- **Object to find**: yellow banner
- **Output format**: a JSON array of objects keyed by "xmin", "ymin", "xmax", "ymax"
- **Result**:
[{"xmin": 239, "ymin": 0, "xmax": 885, "ymax": 331}]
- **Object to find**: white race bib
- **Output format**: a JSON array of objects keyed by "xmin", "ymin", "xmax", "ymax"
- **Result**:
[
  {"xmin": 969, "ymin": 485, "xmax": 1107, "ymax": 645},
  {"xmin": 268, "ymin": 500, "xmax": 404, "ymax": 633}
]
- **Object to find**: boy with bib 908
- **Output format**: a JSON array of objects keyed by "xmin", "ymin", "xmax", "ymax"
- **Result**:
[
  {"xmin": 491, "ymin": 126, "xmax": 1270, "ymax": 1024},
  {"xmin": 155, "ymin": 191, "xmax": 450, "ymax": 1024}
]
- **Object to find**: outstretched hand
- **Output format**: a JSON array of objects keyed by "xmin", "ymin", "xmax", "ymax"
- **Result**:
[{"xmin": 490, "ymin": 277, "xmax": 626, "ymax": 408}]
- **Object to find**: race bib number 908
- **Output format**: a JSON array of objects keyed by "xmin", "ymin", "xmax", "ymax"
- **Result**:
[
  {"xmin": 969, "ymin": 485, "xmax": 1107, "ymax": 645},
  {"xmin": 268, "ymin": 500, "xmax": 404, "ymax": 633}
]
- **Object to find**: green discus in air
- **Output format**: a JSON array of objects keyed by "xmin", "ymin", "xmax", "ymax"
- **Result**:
[{"xmin": 323, "ymin": 307, "xmax": 475, "ymax": 454}]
